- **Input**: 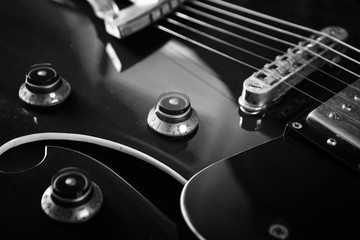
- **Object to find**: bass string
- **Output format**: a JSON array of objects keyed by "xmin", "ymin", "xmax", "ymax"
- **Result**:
[
  {"xmin": 157, "ymin": 23, "xmax": 360, "ymax": 125},
  {"xmin": 192, "ymin": 0, "xmax": 360, "ymax": 75},
  {"xmin": 181, "ymin": 5, "xmax": 360, "ymax": 91}
]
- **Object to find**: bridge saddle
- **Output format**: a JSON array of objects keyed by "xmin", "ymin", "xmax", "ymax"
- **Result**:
[{"xmin": 238, "ymin": 27, "xmax": 348, "ymax": 114}]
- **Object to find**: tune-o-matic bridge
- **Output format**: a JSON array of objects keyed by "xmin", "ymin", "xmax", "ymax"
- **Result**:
[
  {"xmin": 87, "ymin": 0, "xmax": 186, "ymax": 38},
  {"xmin": 238, "ymin": 27, "xmax": 348, "ymax": 114}
]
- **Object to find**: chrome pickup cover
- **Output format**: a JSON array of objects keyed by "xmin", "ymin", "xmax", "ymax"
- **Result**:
[
  {"xmin": 307, "ymin": 79, "xmax": 360, "ymax": 150},
  {"xmin": 238, "ymin": 27, "xmax": 348, "ymax": 114},
  {"xmin": 87, "ymin": 0, "xmax": 186, "ymax": 38}
]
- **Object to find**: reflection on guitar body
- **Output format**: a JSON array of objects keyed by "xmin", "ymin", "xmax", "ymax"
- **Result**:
[{"xmin": 0, "ymin": 0, "xmax": 359, "ymax": 238}]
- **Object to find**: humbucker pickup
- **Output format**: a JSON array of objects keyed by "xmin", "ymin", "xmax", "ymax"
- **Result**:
[
  {"xmin": 87, "ymin": 0, "xmax": 186, "ymax": 38},
  {"xmin": 238, "ymin": 27, "xmax": 348, "ymax": 114},
  {"xmin": 307, "ymin": 79, "xmax": 360, "ymax": 150}
]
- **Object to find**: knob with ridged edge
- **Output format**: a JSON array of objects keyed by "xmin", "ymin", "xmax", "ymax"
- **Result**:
[
  {"xmin": 41, "ymin": 167, "xmax": 103, "ymax": 223},
  {"xmin": 19, "ymin": 63, "xmax": 71, "ymax": 107},
  {"xmin": 147, "ymin": 91, "xmax": 199, "ymax": 138}
]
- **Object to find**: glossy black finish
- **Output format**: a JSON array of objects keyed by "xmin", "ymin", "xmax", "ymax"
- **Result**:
[
  {"xmin": 182, "ymin": 136, "xmax": 360, "ymax": 239},
  {"xmin": 1, "ymin": 0, "xmax": 360, "ymax": 237},
  {"xmin": 0, "ymin": 0, "xmax": 342, "ymax": 179},
  {"xmin": 1, "ymin": 140, "xmax": 196, "ymax": 239},
  {"xmin": 0, "ymin": 0, "xmax": 359, "ymax": 178},
  {"xmin": 0, "ymin": 146, "xmax": 180, "ymax": 238}
]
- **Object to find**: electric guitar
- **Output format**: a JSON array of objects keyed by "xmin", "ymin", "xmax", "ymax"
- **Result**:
[{"xmin": 0, "ymin": 0, "xmax": 359, "ymax": 238}]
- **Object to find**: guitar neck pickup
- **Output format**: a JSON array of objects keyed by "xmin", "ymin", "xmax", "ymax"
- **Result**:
[
  {"xmin": 307, "ymin": 78, "xmax": 360, "ymax": 150},
  {"xmin": 87, "ymin": 0, "xmax": 186, "ymax": 38},
  {"xmin": 238, "ymin": 26, "xmax": 348, "ymax": 114}
]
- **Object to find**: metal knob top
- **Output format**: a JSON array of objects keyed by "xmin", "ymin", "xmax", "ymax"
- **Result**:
[
  {"xmin": 157, "ymin": 91, "xmax": 191, "ymax": 116},
  {"xmin": 19, "ymin": 63, "xmax": 71, "ymax": 107},
  {"xmin": 147, "ymin": 91, "xmax": 199, "ymax": 138},
  {"xmin": 51, "ymin": 168, "xmax": 92, "ymax": 207},
  {"xmin": 41, "ymin": 167, "xmax": 103, "ymax": 223}
]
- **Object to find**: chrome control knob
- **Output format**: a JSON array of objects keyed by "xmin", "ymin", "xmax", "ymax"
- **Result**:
[
  {"xmin": 41, "ymin": 167, "xmax": 103, "ymax": 223},
  {"xmin": 147, "ymin": 91, "xmax": 199, "ymax": 137},
  {"xmin": 19, "ymin": 63, "xmax": 71, "ymax": 107}
]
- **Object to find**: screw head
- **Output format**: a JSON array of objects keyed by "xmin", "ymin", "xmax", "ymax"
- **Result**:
[
  {"xmin": 269, "ymin": 224, "xmax": 289, "ymax": 239},
  {"xmin": 291, "ymin": 122, "xmax": 302, "ymax": 129},
  {"xmin": 327, "ymin": 138, "xmax": 337, "ymax": 146}
]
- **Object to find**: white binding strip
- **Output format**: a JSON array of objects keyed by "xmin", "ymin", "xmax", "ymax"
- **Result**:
[
  {"xmin": 0, "ymin": 132, "xmax": 187, "ymax": 185},
  {"xmin": 180, "ymin": 136, "xmax": 283, "ymax": 239},
  {"xmin": 180, "ymin": 180, "xmax": 207, "ymax": 240}
]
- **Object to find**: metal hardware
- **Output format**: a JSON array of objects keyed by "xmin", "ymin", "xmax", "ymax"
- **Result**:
[
  {"xmin": 291, "ymin": 122, "xmax": 302, "ymax": 129},
  {"xmin": 19, "ymin": 63, "xmax": 71, "ymax": 107},
  {"xmin": 147, "ymin": 91, "xmax": 199, "ymax": 137},
  {"xmin": 307, "ymin": 79, "xmax": 360, "ymax": 150},
  {"xmin": 327, "ymin": 138, "xmax": 337, "ymax": 146},
  {"xmin": 41, "ymin": 167, "xmax": 103, "ymax": 223},
  {"xmin": 268, "ymin": 224, "xmax": 289, "ymax": 239},
  {"xmin": 87, "ymin": 0, "xmax": 186, "ymax": 38},
  {"xmin": 239, "ymin": 27, "xmax": 348, "ymax": 114}
]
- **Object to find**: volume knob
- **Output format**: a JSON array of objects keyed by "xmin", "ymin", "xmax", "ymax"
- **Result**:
[
  {"xmin": 41, "ymin": 167, "xmax": 103, "ymax": 223},
  {"xmin": 19, "ymin": 63, "xmax": 71, "ymax": 107},
  {"xmin": 147, "ymin": 91, "xmax": 199, "ymax": 137}
]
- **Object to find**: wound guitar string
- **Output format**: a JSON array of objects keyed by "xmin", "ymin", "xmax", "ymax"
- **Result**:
[
  {"xmin": 204, "ymin": 0, "xmax": 360, "ymax": 56},
  {"xmin": 173, "ymin": 10, "xmax": 353, "ymax": 91},
  {"xmin": 186, "ymin": 0, "xmax": 360, "ymax": 85},
  {"xmin": 180, "ymin": 3, "xmax": 360, "ymax": 89},
  {"xmin": 156, "ymin": 0, "xmax": 360, "ymax": 124},
  {"xmin": 166, "ymin": 14, "xmax": 352, "ymax": 103},
  {"xmin": 197, "ymin": 0, "xmax": 360, "ymax": 72}
]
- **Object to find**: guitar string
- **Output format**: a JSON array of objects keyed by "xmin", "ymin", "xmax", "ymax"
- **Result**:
[
  {"xmin": 180, "ymin": 3, "xmax": 360, "ymax": 98},
  {"xmin": 181, "ymin": 6, "xmax": 359, "ymax": 91},
  {"xmin": 172, "ymin": 7, "xmax": 360, "ymax": 107},
  {"xmin": 202, "ymin": 0, "xmax": 360, "ymax": 56},
  {"xmin": 163, "ymin": 17, "xmax": 360, "ymax": 110},
  {"xmin": 186, "ymin": 2, "xmax": 360, "ymax": 79},
  {"xmin": 157, "ymin": 24, "xmax": 360, "ymax": 125},
  {"xmin": 176, "ymin": 12, "xmax": 283, "ymax": 54},
  {"xmin": 191, "ymin": 0, "xmax": 360, "ymax": 75},
  {"xmin": 166, "ymin": 18, "xmax": 270, "ymax": 62},
  {"xmin": 174, "ymin": 11, "xmax": 353, "ymax": 91}
]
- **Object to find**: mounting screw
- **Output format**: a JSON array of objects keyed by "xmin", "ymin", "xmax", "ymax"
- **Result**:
[
  {"xmin": 269, "ymin": 224, "xmax": 289, "ymax": 239},
  {"xmin": 326, "ymin": 138, "xmax": 337, "ymax": 146},
  {"xmin": 291, "ymin": 122, "xmax": 302, "ymax": 129}
]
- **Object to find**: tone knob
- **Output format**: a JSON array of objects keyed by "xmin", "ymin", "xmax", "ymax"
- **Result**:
[
  {"xmin": 147, "ymin": 91, "xmax": 199, "ymax": 137},
  {"xmin": 19, "ymin": 63, "xmax": 71, "ymax": 107},
  {"xmin": 41, "ymin": 167, "xmax": 103, "ymax": 223}
]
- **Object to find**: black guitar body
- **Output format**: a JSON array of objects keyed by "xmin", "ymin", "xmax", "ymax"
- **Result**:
[
  {"xmin": 181, "ymin": 132, "xmax": 360, "ymax": 239},
  {"xmin": 1, "ymin": 0, "xmax": 358, "ymax": 180},
  {"xmin": 1, "ymin": 0, "xmax": 360, "ymax": 238},
  {"xmin": 0, "ymin": 145, "xmax": 183, "ymax": 239}
]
